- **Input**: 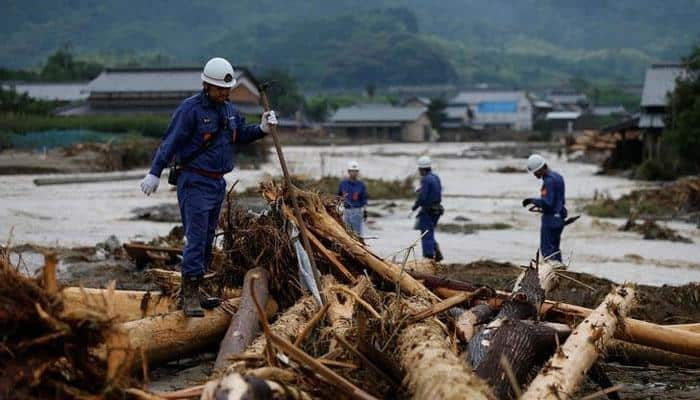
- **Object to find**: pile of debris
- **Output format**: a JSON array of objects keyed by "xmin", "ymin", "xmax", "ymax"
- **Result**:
[
  {"xmin": 4, "ymin": 181, "xmax": 700, "ymax": 400},
  {"xmin": 567, "ymin": 129, "xmax": 642, "ymax": 171}
]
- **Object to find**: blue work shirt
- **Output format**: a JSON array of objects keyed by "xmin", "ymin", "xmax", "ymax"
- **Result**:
[
  {"xmin": 338, "ymin": 179, "xmax": 367, "ymax": 208},
  {"xmin": 532, "ymin": 170, "xmax": 567, "ymax": 227},
  {"xmin": 149, "ymin": 91, "xmax": 265, "ymax": 177},
  {"xmin": 412, "ymin": 172, "xmax": 442, "ymax": 211}
]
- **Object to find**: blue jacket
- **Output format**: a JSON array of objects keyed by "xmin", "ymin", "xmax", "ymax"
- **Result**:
[
  {"xmin": 532, "ymin": 170, "xmax": 567, "ymax": 227},
  {"xmin": 412, "ymin": 172, "xmax": 442, "ymax": 212},
  {"xmin": 338, "ymin": 179, "xmax": 367, "ymax": 208},
  {"xmin": 149, "ymin": 91, "xmax": 265, "ymax": 177}
]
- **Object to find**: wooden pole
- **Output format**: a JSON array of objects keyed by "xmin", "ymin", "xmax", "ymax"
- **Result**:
[
  {"xmin": 214, "ymin": 268, "xmax": 270, "ymax": 369},
  {"xmin": 522, "ymin": 286, "xmax": 636, "ymax": 400},
  {"xmin": 61, "ymin": 287, "xmax": 177, "ymax": 322},
  {"xmin": 259, "ymin": 85, "xmax": 324, "ymax": 304}
]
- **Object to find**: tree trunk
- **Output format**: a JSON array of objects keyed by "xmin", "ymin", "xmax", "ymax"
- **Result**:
[
  {"xmin": 456, "ymin": 304, "xmax": 497, "ymax": 342},
  {"xmin": 123, "ymin": 298, "xmax": 241, "ymax": 366},
  {"xmin": 323, "ymin": 275, "xmax": 370, "ymax": 356},
  {"xmin": 215, "ymin": 268, "xmax": 270, "ymax": 370},
  {"xmin": 392, "ymin": 298, "xmax": 496, "ymax": 400},
  {"xmin": 606, "ymin": 339, "xmax": 700, "ymax": 368},
  {"xmin": 61, "ymin": 287, "xmax": 176, "ymax": 322},
  {"xmin": 521, "ymin": 286, "xmax": 636, "ymax": 400}
]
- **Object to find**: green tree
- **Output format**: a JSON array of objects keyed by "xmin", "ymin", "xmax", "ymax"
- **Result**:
[
  {"xmin": 39, "ymin": 46, "xmax": 103, "ymax": 81},
  {"xmin": 666, "ymin": 44, "xmax": 700, "ymax": 174},
  {"xmin": 426, "ymin": 98, "xmax": 447, "ymax": 130}
]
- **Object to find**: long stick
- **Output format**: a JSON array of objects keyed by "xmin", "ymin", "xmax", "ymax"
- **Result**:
[{"xmin": 259, "ymin": 85, "xmax": 324, "ymax": 304}]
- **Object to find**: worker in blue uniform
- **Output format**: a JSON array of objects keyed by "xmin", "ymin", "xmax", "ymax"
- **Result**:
[
  {"xmin": 139, "ymin": 57, "xmax": 278, "ymax": 317},
  {"xmin": 522, "ymin": 154, "xmax": 567, "ymax": 262},
  {"xmin": 337, "ymin": 160, "xmax": 367, "ymax": 236},
  {"xmin": 411, "ymin": 156, "xmax": 444, "ymax": 261}
]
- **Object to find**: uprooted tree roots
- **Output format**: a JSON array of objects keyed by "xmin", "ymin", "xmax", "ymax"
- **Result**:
[{"xmin": 0, "ymin": 248, "xmax": 137, "ymax": 399}]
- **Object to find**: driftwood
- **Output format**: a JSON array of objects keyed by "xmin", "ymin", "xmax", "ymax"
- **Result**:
[
  {"xmin": 544, "ymin": 300, "xmax": 700, "ymax": 357},
  {"xmin": 61, "ymin": 287, "xmax": 176, "ymax": 322},
  {"xmin": 456, "ymin": 304, "xmax": 497, "ymax": 342},
  {"xmin": 324, "ymin": 275, "xmax": 370, "ymax": 355},
  {"xmin": 606, "ymin": 339, "xmax": 700, "ymax": 368},
  {"xmin": 122, "ymin": 297, "xmax": 276, "ymax": 366},
  {"xmin": 393, "ymin": 297, "xmax": 496, "ymax": 400},
  {"xmin": 215, "ymin": 268, "xmax": 270, "ymax": 370},
  {"xmin": 522, "ymin": 286, "xmax": 636, "ymax": 400}
]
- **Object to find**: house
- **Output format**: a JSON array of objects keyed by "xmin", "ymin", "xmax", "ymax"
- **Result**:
[
  {"xmin": 592, "ymin": 105, "xmax": 627, "ymax": 117},
  {"xmin": 1, "ymin": 82, "xmax": 89, "ymax": 102},
  {"xmin": 449, "ymin": 90, "xmax": 532, "ymax": 131},
  {"xmin": 60, "ymin": 67, "xmax": 262, "ymax": 115},
  {"xmin": 545, "ymin": 111, "xmax": 582, "ymax": 133},
  {"xmin": 546, "ymin": 90, "xmax": 589, "ymax": 112},
  {"xmin": 438, "ymin": 105, "xmax": 473, "ymax": 140},
  {"xmin": 639, "ymin": 63, "xmax": 684, "ymax": 158},
  {"xmin": 401, "ymin": 96, "xmax": 431, "ymax": 108},
  {"xmin": 325, "ymin": 103, "xmax": 432, "ymax": 142}
]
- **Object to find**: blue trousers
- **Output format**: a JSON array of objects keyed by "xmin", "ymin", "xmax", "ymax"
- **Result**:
[
  {"xmin": 343, "ymin": 207, "xmax": 364, "ymax": 236},
  {"xmin": 540, "ymin": 225, "xmax": 563, "ymax": 262},
  {"xmin": 177, "ymin": 171, "xmax": 226, "ymax": 278},
  {"xmin": 417, "ymin": 212, "xmax": 440, "ymax": 258}
]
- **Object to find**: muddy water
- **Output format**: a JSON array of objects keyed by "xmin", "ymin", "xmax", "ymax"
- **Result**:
[{"xmin": 1, "ymin": 142, "xmax": 698, "ymax": 286}]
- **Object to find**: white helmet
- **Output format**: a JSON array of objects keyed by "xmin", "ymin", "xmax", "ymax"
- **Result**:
[
  {"xmin": 201, "ymin": 57, "xmax": 236, "ymax": 88},
  {"xmin": 417, "ymin": 155, "xmax": 432, "ymax": 168},
  {"xmin": 527, "ymin": 154, "xmax": 546, "ymax": 173},
  {"xmin": 347, "ymin": 160, "xmax": 360, "ymax": 171}
]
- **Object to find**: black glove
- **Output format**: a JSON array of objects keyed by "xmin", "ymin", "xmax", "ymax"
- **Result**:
[
  {"xmin": 363, "ymin": 209, "xmax": 368, "ymax": 221},
  {"xmin": 522, "ymin": 198, "xmax": 534, "ymax": 207}
]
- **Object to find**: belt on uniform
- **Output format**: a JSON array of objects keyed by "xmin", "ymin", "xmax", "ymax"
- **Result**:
[{"xmin": 182, "ymin": 166, "xmax": 224, "ymax": 180}]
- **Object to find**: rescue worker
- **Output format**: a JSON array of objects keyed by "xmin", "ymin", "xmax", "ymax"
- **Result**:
[
  {"xmin": 411, "ymin": 156, "xmax": 444, "ymax": 261},
  {"xmin": 522, "ymin": 154, "xmax": 567, "ymax": 262},
  {"xmin": 139, "ymin": 57, "xmax": 278, "ymax": 317},
  {"xmin": 337, "ymin": 161, "xmax": 367, "ymax": 236}
]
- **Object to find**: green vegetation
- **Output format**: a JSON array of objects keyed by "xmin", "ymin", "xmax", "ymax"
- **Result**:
[
  {"xmin": 665, "ymin": 44, "xmax": 700, "ymax": 176},
  {"xmin": 4, "ymin": 1, "xmax": 697, "ymax": 88},
  {"xmin": 0, "ymin": 113, "xmax": 170, "ymax": 137},
  {"xmin": 426, "ymin": 99, "xmax": 447, "ymax": 130},
  {"xmin": 0, "ymin": 88, "xmax": 63, "ymax": 115},
  {"xmin": 0, "ymin": 47, "xmax": 102, "ymax": 82}
]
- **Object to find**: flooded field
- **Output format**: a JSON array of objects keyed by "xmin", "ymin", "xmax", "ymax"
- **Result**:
[{"xmin": 1, "ymin": 141, "xmax": 698, "ymax": 286}]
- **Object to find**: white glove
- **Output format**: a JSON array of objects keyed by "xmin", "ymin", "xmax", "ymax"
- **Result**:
[
  {"xmin": 260, "ymin": 110, "xmax": 278, "ymax": 133},
  {"xmin": 140, "ymin": 173, "xmax": 160, "ymax": 196},
  {"xmin": 408, "ymin": 210, "xmax": 415, "ymax": 219}
]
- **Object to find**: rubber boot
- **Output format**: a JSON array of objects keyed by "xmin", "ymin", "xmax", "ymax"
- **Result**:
[
  {"xmin": 434, "ymin": 242, "xmax": 444, "ymax": 262},
  {"xmin": 182, "ymin": 275, "xmax": 205, "ymax": 318}
]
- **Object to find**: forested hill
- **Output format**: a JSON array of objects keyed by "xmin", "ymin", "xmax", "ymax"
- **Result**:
[{"xmin": 2, "ymin": 0, "xmax": 699, "ymax": 88}]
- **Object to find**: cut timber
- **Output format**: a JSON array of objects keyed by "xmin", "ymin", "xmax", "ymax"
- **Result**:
[
  {"xmin": 123, "ymin": 298, "xmax": 241, "ymax": 366},
  {"xmin": 521, "ymin": 286, "xmax": 636, "ymax": 400},
  {"xmin": 394, "ymin": 298, "xmax": 496, "ymax": 400},
  {"xmin": 61, "ymin": 287, "xmax": 176, "ymax": 322},
  {"xmin": 544, "ymin": 301, "xmax": 700, "ymax": 357},
  {"xmin": 215, "ymin": 268, "xmax": 270, "ymax": 369},
  {"xmin": 606, "ymin": 339, "xmax": 700, "ymax": 368},
  {"xmin": 122, "ymin": 297, "xmax": 275, "ymax": 366},
  {"xmin": 262, "ymin": 185, "xmax": 433, "ymax": 299}
]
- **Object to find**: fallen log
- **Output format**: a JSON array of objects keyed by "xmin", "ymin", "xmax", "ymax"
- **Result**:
[
  {"xmin": 456, "ymin": 304, "xmax": 497, "ymax": 342},
  {"xmin": 223, "ymin": 296, "xmax": 319, "ymax": 374},
  {"xmin": 544, "ymin": 301, "xmax": 700, "ymax": 358},
  {"xmin": 306, "ymin": 228, "xmax": 357, "ymax": 284},
  {"xmin": 521, "ymin": 286, "xmax": 636, "ymax": 400},
  {"xmin": 122, "ymin": 297, "xmax": 276, "ymax": 366},
  {"xmin": 215, "ymin": 268, "xmax": 270, "ymax": 369},
  {"xmin": 668, "ymin": 322, "xmax": 700, "ymax": 333},
  {"xmin": 392, "ymin": 297, "xmax": 496, "ymax": 400},
  {"xmin": 431, "ymin": 276, "xmax": 700, "ymax": 358},
  {"xmin": 606, "ymin": 339, "xmax": 700, "ymax": 368},
  {"xmin": 324, "ymin": 275, "xmax": 370, "ymax": 355},
  {"xmin": 61, "ymin": 287, "xmax": 176, "ymax": 322}
]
